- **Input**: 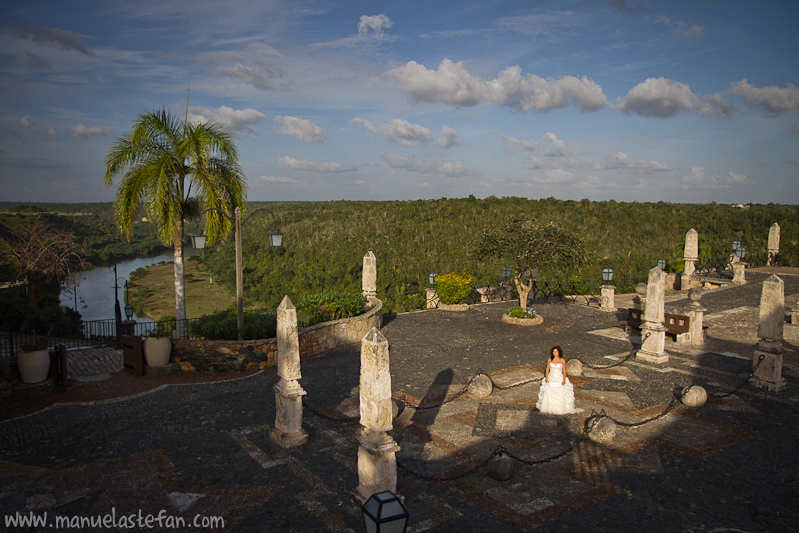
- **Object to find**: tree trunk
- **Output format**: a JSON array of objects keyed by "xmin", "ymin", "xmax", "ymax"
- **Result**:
[
  {"xmin": 515, "ymin": 271, "xmax": 534, "ymax": 311},
  {"xmin": 173, "ymin": 217, "xmax": 187, "ymax": 339}
]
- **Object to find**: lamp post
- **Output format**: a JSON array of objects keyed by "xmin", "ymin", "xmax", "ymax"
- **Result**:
[{"xmin": 198, "ymin": 206, "xmax": 282, "ymax": 340}]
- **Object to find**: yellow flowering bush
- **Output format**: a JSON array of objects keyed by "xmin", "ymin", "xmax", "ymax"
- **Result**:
[{"xmin": 434, "ymin": 272, "xmax": 475, "ymax": 304}]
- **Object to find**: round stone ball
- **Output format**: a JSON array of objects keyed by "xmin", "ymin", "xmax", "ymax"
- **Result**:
[
  {"xmin": 392, "ymin": 399, "xmax": 400, "ymax": 419},
  {"xmin": 689, "ymin": 288, "xmax": 703, "ymax": 303},
  {"xmin": 566, "ymin": 359, "xmax": 583, "ymax": 377},
  {"xmin": 468, "ymin": 374, "xmax": 494, "ymax": 399},
  {"xmin": 486, "ymin": 453, "xmax": 516, "ymax": 481},
  {"xmin": 681, "ymin": 385, "xmax": 707, "ymax": 408},
  {"xmin": 586, "ymin": 416, "xmax": 617, "ymax": 444},
  {"xmin": 635, "ymin": 282, "xmax": 648, "ymax": 296}
]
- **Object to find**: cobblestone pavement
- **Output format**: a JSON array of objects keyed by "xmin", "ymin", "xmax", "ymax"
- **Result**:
[{"xmin": 1, "ymin": 269, "xmax": 798, "ymax": 532}]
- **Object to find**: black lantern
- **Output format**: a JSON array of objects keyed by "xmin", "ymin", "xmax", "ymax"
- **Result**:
[
  {"xmin": 602, "ymin": 268, "xmax": 614, "ymax": 283},
  {"xmin": 362, "ymin": 491, "xmax": 408, "ymax": 533},
  {"xmin": 736, "ymin": 247, "xmax": 746, "ymax": 260},
  {"xmin": 429, "ymin": 273, "xmax": 436, "ymax": 285},
  {"xmin": 191, "ymin": 234, "xmax": 207, "ymax": 249},
  {"xmin": 732, "ymin": 241, "xmax": 741, "ymax": 252},
  {"xmin": 124, "ymin": 303, "xmax": 134, "ymax": 321},
  {"xmin": 657, "ymin": 259, "xmax": 666, "ymax": 270},
  {"xmin": 269, "ymin": 225, "xmax": 283, "ymax": 247},
  {"xmin": 502, "ymin": 267, "xmax": 512, "ymax": 280}
]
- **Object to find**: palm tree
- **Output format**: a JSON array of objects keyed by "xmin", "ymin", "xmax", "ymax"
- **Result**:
[{"xmin": 104, "ymin": 109, "xmax": 247, "ymax": 338}]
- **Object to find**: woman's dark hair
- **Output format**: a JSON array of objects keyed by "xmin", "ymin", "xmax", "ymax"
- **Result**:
[{"xmin": 550, "ymin": 346, "xmax": 563, "ymax": 360}]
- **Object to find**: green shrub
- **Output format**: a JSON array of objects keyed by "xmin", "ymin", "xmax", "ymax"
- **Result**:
[
  {"xmin": 434, "ymin": 272, "xmax": 475, "ymax": 304},
  {"xmin": 296, "ymin": 291, "xmax": 367, "ymax": 326},
  {"xmin": 189, "ymin": 308, "xmax": 277, "ymax": 340},
  {"xmin": 506, "ymin": 306, "xmax": 537, "ymax": 319}
]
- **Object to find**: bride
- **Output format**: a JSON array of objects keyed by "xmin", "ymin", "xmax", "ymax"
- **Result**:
[{"xmin": 536, "ymin": 346, "xmax": 577, "ymax": 415}]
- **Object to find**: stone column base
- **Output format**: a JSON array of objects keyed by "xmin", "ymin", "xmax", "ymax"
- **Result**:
[
  {"xmin": 353, "ymin": 429, "xmax": 400, "ymax": 505},
  {"xmin": 271, "ymin": 379, "xmax": 308, "ymax": 448},
  {"xmin": 749, "ymin": 342, "xmax": 785, "ymax": 392},
  {"xmin": 636, "ymin": 350, "xmax": 670, "ymax": 364},
  {"xmin": 637, "ymin": 323, "xmax": 668, "ymax": 364}
]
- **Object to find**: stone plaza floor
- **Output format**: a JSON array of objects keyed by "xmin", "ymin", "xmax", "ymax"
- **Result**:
[{"xmin": 1, "ymin": 268, "xmax": 798, "ymax": 532}]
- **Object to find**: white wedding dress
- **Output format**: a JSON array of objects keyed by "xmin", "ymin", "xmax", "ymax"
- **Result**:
[{"xmin": 536, "ymin": 363, "xmax": 577, "ymax": 415}]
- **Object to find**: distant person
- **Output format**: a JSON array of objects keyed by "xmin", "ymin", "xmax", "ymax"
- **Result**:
[{"xmin": 536, "ymin": 346, "xmax": 577, "ymax": 415}]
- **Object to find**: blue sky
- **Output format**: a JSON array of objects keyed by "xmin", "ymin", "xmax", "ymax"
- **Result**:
[{"xmin": 1, "ymin": 0, "xmax": 798, "ymax": 204}]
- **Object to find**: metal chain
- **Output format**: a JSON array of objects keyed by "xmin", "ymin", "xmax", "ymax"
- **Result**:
[
  {"xmin": 588, "ymin": 394, "xmax": 678, "ymax": 428},
  {"xmin": 393, "ymin": 372, "xmax": 482, "ymax": 411},
  {"xmin": 580, "ymin": 332, "xmax": 649, "ymax": 370},
  {"xmin": 704, "ymin": 353, "xmax": 766, "ymax": 399}
]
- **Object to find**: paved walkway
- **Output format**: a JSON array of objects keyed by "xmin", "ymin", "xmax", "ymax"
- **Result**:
[{"xmin": 1, "ymin": 270, "xmax": 798, "ymax": 532}]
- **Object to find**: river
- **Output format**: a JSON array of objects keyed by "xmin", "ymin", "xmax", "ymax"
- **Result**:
[{"xmin": 59, "ymin": 251, "xmax": 197, "ymax": 323}]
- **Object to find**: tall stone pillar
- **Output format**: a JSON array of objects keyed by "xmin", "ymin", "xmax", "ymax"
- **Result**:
[
  {"xmin": 353, "ymin": 328, "xmax": 400, "ymax": 505},
  {"xmin": 751, "ymin": 275, "xmax": 786, "ymax": 392},
  {"xmin": 362, "ymin": 251, "xmax": 377, "ymax": 297},
  {"xmin": 683, "ymin": 228, "xmax": 699, "ymax": 287},
  {"xmin": 600, "ymin": 285, "xmax": 616, "ymax": 312},
  {"xmin": 768, "ymin": 223, "xmax": 780, "ymax": 266},
  {"xmin": 271, "ymin": 296, "xmax": 308, "ymax": 447},
  {"xmin": 637, "ymin": 267, "xmax": 668, "ymax": 364}
]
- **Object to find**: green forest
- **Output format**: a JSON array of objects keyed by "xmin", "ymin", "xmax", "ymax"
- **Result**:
[{"xmin": 1, "ymin": 198, "xmax": 797, "ymax": 318}]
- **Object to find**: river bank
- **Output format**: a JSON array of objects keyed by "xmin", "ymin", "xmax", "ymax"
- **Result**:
[{"xmin": 127, "ymin": 257, "xmax": 234, "ymax": 320}]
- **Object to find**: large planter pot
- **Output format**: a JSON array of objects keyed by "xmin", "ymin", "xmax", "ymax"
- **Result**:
[
  {"xmin": 144, "ymin": 337, "xmax": 172, "ymax": 367},
  {"xmin": 17, "ymin": 350, "xmax": 51, "ymax": 384},
  {"xmin": 501, "ymin": 313, "xmax": 544, "ymax": 326}
]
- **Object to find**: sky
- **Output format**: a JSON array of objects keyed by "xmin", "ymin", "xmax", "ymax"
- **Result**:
[{"xmin": 1, "ymin": 0, "xmax": 798, "ymax": 205}]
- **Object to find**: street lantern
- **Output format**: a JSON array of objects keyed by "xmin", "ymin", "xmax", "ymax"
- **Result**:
[
  {"xmin": 124, "ymin": 303, "xmax": 134, "ymax": 321},
  {"xmin": 736, "ymin": 247, "xmax": 746, "ymax": 260},
  {"xmin": 732, "ymin": 241, "xmax": 741, "ymax": 251},
  {"xmin": 602, "ymin": 268, "xmax": 614, "ymax": 283},
  {"xmin": 269, "ymin": 225, "xmax": 283, "ymax": 247},
  {"xmin": 657, "ymin": 259, "xmax": 666, "ymax": 270},
  {"xmin": 362, "ymin": 491, "xmax": 408, "ymax": 533},
  {"xmin": 191, "ymin": 234, "xmax": 207, "ymax": 249},
  {"xmin": 501, "ymin": 267, "xmax": 512, "ymax": 280},
  {"xmin": 429, "ymin": 273, "xmax": 436, "ymax": 285}
]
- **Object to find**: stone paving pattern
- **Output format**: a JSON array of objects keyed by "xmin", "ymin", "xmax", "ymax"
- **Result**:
[{"xmin": 1, "ymin": 269, "xmax": 798, "ymax": 532}]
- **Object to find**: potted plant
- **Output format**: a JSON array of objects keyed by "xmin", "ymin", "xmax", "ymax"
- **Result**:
[
  {"xmin": 17, "ymin": 337, "xmax": 51, "ymax": 383},
  {"xmin": 143, "ymin": 328, "xmax": 172, "ymax": 367}
]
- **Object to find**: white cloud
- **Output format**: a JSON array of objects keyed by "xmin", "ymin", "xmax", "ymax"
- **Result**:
[
  {"xmin": 278, "ymin": 156, "xmax": 356, "ymax": 173},
  {"xmin": 20, "ymin": 115, "xmax": 55, "ymax": 136},
  {"xmin": 273, "ymin": 115, "xmax": 326, "ymax": 143},
  {"xmin": 678, "ymin": 166, "xmax": 752, "ymax": 188},
  {"xmin": 542, "ymin": 132, "xmax": 581, "ymax": 157},
  {"xmin": 604, "ymin": 152, "xmax": 672, "ymax": 171},
  {"xmin": 531, "ymin": 168, "xmax": 576, "ymax": 184},
  {"xmin": 523, "ymin": 156, "xmax": 551, "ymax": 169},
  {"xmin": 69, "ymin": 124, "xmax": 110, "ymax": 138},
  {"xmin": 351, "ymin": 117, "xmax": 378, "ymax": 135},
  {"xmin": 617, "ymin": 77, "xmax": 736, "ymax": 119},
  {"xmin": 200, "ymin": 44, "xmax": 289, "ymax": 91},
  {"xmin": 358, "ymin": 14, "xmax": 393, "ymax": 35},
  {"xmin": 188, "ymin": 105, "xmax": 266, "ymax": 133},
  {"xmin": 697, "ymin": 93, "xmax": 739, "ymax": 119},
  {"xmin": 385, "ymin": 59, "xmax": 607, "ymax": 112},
  {"xmin": 259, "ymin": 175, "xmax": 301, "ymax": 184},
  {"xmin": 729, "ymin": 79, "xmax": 799, "ymax": 114},
  {"xmin": 502, "ymin": 135, "xmax": 539, "ymax": 152},
  {"xmin": 382, "ymin": 153, "xmax": 471, "ymax": 176},
  {"xmin": 437, "ymin": 125, "xmax": 461, "ymax": 148},
  {"xmin": 379, "ymin": 119, "xmax": 432, "ymax": 146},
  {"xmin": 616, "ymin": 77, "xmax": 699, "ymax": 117}
]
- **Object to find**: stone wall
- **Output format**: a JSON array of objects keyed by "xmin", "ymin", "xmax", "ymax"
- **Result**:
[{"xmin": 172, "ymin": 297, "xmax": 383, "ymax": 372}]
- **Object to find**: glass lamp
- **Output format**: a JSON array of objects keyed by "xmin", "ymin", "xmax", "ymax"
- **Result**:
[{"xmin": 362, "ymin": 491, "xmax": 408, "ymax": 533}]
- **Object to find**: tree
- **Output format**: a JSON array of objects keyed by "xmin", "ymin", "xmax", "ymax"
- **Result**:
[
  {"xmin": 103, "ymin": 109, "xmax": 247, "ymax": 337},
  {"xmin": 0, "ymin": 217, "xmax": 89, "ymax": 305},
  {"xmin": 474, "ymin": 220, "xmax": 586, "ymax": 311}
]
